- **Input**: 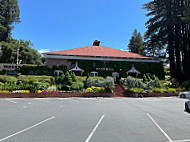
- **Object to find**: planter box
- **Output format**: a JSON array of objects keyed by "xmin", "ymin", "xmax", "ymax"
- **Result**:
[
  {"xmin": 125, "ymin": 91, "xmax": 178, "ymax": 98},
  {"xmin": 0, "ymin": 93, "xmax": 114, "ymax": 98}
]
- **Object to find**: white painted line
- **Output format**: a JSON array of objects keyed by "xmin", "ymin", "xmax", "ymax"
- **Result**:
[
  {"xmin": 184, "ymin": 111, "xmax": 190, "ymax": 115},
  {"xmin": 85, "ymin": 114, "xmax": 105, "ymax": 142},
  {"xmin": 28, "ymin": 102, "xmax": 31, "ymax": 104},
  {"xmin": 169, "ymin": 139, "xmax": 190, "ymax": 142},
  {"xmin": 22, "ymin": 106, "xmax": 27, "ymax": 109},
  {"xmin": 33, "ymin": 98, "xmax": 50, "ymax": 103},
  {"xmin": 5, "ymin": 99, "xmax": 17, "ymax": 104},
  {"xmin": 147, "ymin": 113, "xmax": 173, "ymax": 142},
  {"xmin": 0, "ymin": 116, "xmax": 55, "ymax": 142},
  {"xmin": 37, "ymin": 100, "xmax": 50, "ymax": 103}
]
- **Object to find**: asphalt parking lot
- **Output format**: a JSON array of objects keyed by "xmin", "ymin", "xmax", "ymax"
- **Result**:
[{"xmin": 0, "ymin": 97, "xmax": 189, "ymax": 142}]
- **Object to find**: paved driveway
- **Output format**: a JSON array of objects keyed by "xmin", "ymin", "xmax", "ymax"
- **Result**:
[{"xmin": 0, "ymin": 97, "xmax": 189, "ymax": 142}]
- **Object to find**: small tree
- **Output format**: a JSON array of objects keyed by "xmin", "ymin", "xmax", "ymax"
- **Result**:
[
  {"xmin": 71, "ymin": 72, "xmax": 77, "ymax": 82},
  {"xmin": 63, "ymin": 71, "xmax": 73, "ymax": 86},
  {"xmin": 56, "ymin": 73, "xmax": 65, "ymax": 84}
]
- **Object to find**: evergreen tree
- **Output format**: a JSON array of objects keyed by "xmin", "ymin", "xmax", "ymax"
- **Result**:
[
  {"xmin": 143, "ymin": 0, "xmax": 190, "ymax": 82},
  {"xmin": 128, "ymin": 29, "xmax": 145, "ymax": 55},
  {"xmin": 63, "ymin": 71, "xmax": 73, "ymax": 86},
  {"xmin": 0, "ymin": 0, "xmax": 20, "ymax": 41},
  {"xmin": 184, "ymin": 0, "xmax": 190, "ymax": 22}
]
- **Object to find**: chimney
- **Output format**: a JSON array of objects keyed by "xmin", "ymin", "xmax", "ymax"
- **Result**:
[{"xmin": 93, "ymin": 40, "xmax": 100, "ymax": 46}]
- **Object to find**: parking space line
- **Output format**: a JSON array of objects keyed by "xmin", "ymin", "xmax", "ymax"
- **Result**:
[
  {"xmin": 85, "ymin": 114, "xmax": 105, "ymax": 142},
  {"xmin": 33, "ymin": 98, "xmax": 50, "ymax": 103},
  {"xmin": 171, "ymin": 139, "xmax": 190, "ymax": 142},
  {"xmin": 0, "ymin": 116, "xmax": 55, "ymax": 142},
  {"xmin": 147, "ymin": 113, "xmax": 173, "ymax": 142},
  {"xmin": 5, "ymin": 99, "xmax": 17, "ymax": 104}
]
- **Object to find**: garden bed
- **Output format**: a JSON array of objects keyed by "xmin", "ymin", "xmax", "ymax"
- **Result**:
[{"xmin": 0, "ymin": 93, "xmax": 114, "ymax": 98}]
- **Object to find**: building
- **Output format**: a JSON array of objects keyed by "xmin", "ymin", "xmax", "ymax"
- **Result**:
[
  {"xmin": 43, "ymin": 40, "xmax": 164, "ymax": 79},
  {"xmin": 0, "ymin": 63, "xmax": 22, "ymax": 75}
]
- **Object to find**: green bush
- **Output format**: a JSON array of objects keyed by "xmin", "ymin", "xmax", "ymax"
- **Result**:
[
  {"xmin": 76, "ymin": 76, "xmax": 87, "ymax": 82},
  {"xmin": 0, "ymin": 75, "xmax": 17, "ymax": 83},
  {"xmin": 182, "ymin": 81, "xmax": 190, "ymax": 89},
  {"xmin": 152, "ymin": 88, "xmax": 164, "ymax": 93},
  {"xmin": 104, "ymin": 77, "xmax": 114, "ymax": 88},
  {"xmin": 143, "ymin": 74, "xmax": 148, "ymax": 83},
  {"xmin": 146, "ymin": 79, "xmax": 162, "ymax": 89},
  {"xmin": 18, "ymin": 75, "xmax": 55, "ymax": 85},
  {"xmin": 85, "ymin": 88, "xmax": 94, "ymax": 93},
  {"xmin": 71, "ymin": 81, "xmax": 84, "ymax": 90},
  {"xmin": 91, "ymin": 86, "xmax": 106, "ymax": 93},
  {"xmin": 47, "ymin": 85, "xmax": 57, "ymax": 91},
  {"xmin": 129, "ymin": 88, "xmax": 144, "ymax": 93},
  {"xmin": 29, "ymin": 79, "xmax": 38, "ymax": 84},
  {"xmin": 89, "ymin": 77, "xmax": 105, "ymax": 81},
  {"xmin": 86, "ymin": 77, "xmax": 114, "ymax": 88},
  {"xmin": 71, "ymin": 72, "xmax": 77, "ymax": 82},
  {"xmin": 167, "ymin": 88, "xmax": 177, "ymax": 93},
  {"xmin": 125, "ymin": 76, "xmax": 146, "ymax": 89},
  {"xmin": 85, "ymin": 86, "xmax": 107, "ymax": 93}
]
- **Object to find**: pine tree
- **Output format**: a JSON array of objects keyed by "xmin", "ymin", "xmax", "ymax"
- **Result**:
[
  {"xmin": 128, "ymin": 29, "xmax": 145, "ymax": 55},
  {"xmin": 0, "ymin": 0, "xmax": 20, "ymax": 41}
]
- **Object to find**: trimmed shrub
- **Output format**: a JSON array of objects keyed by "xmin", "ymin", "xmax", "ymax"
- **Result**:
[
  {"xmin": 129, "ymin": 88, "xmax": 144, "ymax": 93},
  {"xmin": 152, "ymin": 88, "xmax": 164, "ymax": 93},
  {"xmin": 86, "ymin": 76, "xmax": 114, "ymax": 89},
  {"xmin": 0, "ymin": 75, "xmax": 17, "ymax": 83},
  {"xmin": 85, "ymin": 88, "xmax": 94, "ymax": 93},
  {"xmin": 71, "ymin": 81, "xmax": 84, "ymax": 90},
  {"xmin": 29, "ymin": 79, "xmax": 38, "ymax": 84},
  {"xmin": 125, "ymin": 76, "xmax": 146, "ymax": 89},
  {"xmin": 18, "ymin": 75, "xmax": 55, "ymax": 85},
  {"xmin": 89, "ymin": 77, "xmax": 105, "ymax": 81},
  {"xmin": 146, "ymin": 79, "xmax": 162, "ymax": 89},
  {"xmin": 104, "ymin": 77, "xmax": 114, "ymax": 88},
  {"xmin": 47, "ymin": 85, "xmax": 57, "ymax": 91},
  {"xmin": 167, "ymin": 88, "xmax": 177, "ymax": 93},
  {"xmin": 91, "ymin": 86, "xmax": 106, "ymax": 93},
  {"xmin": 76, "ymin": 76, "xmax": 87, "ymax": 82}
]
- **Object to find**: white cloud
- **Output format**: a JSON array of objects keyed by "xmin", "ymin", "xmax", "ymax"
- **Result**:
[{"xmin": 39, "ymin": 49, "xmax": 50, "ymax": 54}]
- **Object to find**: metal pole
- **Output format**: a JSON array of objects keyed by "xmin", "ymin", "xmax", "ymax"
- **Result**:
[{"xmin": 17, "ymin": 47, "xmax": 20, "ymax": 65}]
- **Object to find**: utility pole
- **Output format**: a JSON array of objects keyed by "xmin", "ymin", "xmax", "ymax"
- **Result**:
[{"xmin": 17, "ymin": 47, "xmax": 20, "ymax": 64}]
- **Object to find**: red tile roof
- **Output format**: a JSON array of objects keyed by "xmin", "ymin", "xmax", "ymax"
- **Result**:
[{"xmin": 44, "ymin": 46, "xmax": 150, "ymax": 58}]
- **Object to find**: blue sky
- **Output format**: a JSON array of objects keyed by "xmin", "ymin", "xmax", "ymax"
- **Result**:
[{"xmin": 12, "ymin": 0, "xmax": 150, "ymax": 53}]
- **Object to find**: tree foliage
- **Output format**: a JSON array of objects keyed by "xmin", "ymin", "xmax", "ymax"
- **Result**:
[
  {"xmin": 0, "ymin": 0, "xmax": 42, "ymax": 65},
  {"xmin": 128, "ymin": 29, "xmax": 145, "ymax": 55},
  {"xmin": 143, "ymin": 0, "xmax": 190, "ymax": 82},
  {"xmin": 0, "ymin": 0, "xmax": 20, "ymax": 41},
  {"xmin": 0, "ymin": 39, "xmax": 42, "ymax": 64}
]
